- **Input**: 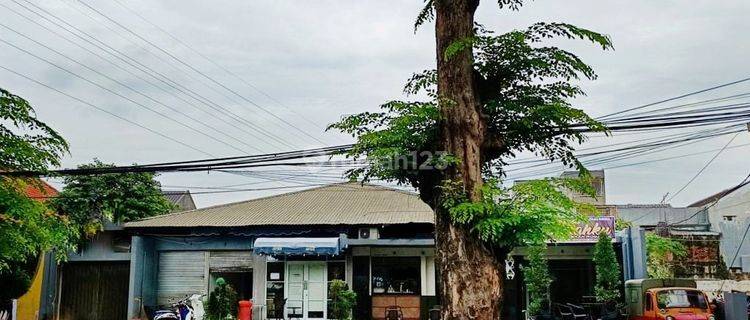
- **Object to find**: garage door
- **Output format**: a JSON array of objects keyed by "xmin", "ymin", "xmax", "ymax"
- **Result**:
[
  {"xmin": 59, "ymin": 262, "xmax": 129, "ymax": 320},
  {"xmin": 157, "ymin": 251, "xmax": 207, "ymax": 305}
]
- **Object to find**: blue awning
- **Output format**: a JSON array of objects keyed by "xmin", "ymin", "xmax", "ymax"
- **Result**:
[{"xmin": 253, "ymin": 237, "xmax": 342, "ymax": 256}]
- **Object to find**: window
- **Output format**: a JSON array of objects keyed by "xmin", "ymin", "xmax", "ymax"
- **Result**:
[
  {"xmin": 645, "ymin": 292, "xmax": 653, "ymax": 311},
  {"xmin": 266, "ymin": 262, "xmax": 285, "ymax": 318},
  {"xmin": 371, "ymin": 257, "xmax": 421, "ymax": 295},
  {"xmin": 656, "ymin": 289, "xmax": 707, "ymax": 309},
  {"xmin": 327, "ymin": 261, "xmax": 346, "ymax": 319}
]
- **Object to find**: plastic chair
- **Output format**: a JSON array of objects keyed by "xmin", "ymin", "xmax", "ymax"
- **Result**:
[
  {"xmin": 429, "ymin": 305, "xmax": 441, "ymax": 320},
  {"xmin": 385, "ymin": 305, "xmax": 403, "ymax": 320},
  {"xmin": 554, "ymin": 303, "xmax": 575, "ymax": 320},
  {"xmin": 567, "ymin": 303, "xmax": 592, "ymax": 320}
]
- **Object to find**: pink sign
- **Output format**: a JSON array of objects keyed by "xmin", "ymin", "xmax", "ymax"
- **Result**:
[{"xmin": 570, "ymin": 216, "xmax": 615, "ymax": 242}]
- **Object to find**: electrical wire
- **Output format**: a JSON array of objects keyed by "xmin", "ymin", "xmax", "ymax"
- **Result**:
[
  {"xmin": 0, "ymin": 64, "xmax": 213, "ymax": 156},
  {"xmin": 74, "ymin": 0, "xmax": 328, "ymax": 146},
  {"xmin": 666, "ymin": 132, "xmax": 741, "ymax": 202},
  {"xmin": 4, "ymin": 0, "xmax": 296, "ymax": 150}
]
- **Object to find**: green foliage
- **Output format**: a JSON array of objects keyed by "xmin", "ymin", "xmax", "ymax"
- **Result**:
[
  {"xmin": 329, "ymin": 279, "xmax": 357, "ymax": 320},
  {"xmin": 593, "ymin": 232, "xmax": 621, "ymax": 303},
  {"xmin": 523, "ymin": 245, "xmax": 552, "ymax": 316},
  {"xmin": 330, "ymin": 0, "xmax": 611, "ymax": 261},
  {"xmin": 1, "ymin": 88, "xmax": 68, "ymax": 172},
  {"xmin": 329, "ymin": 23, "xmax": 611, "ymax": 189},
  {"xmin": 615, "ymin": 218, "xmax": 632, "ymax": 231},
  {"xmin": 645, "ymin": 233, "xmax": 687, "ymax": 279},
  {"xmin": 715, "ymin": 258, "xmax": 731, "ymax": 280},
  {"xmin": 0, "ymin": 88, "xmax": 74, "ymax": 278},
  {"xmin": 206, "ymin": 277, "xmax": 238, "ymax": 320},
  {"xmin": 51, "ymin": 160, "xmax": 175, "ymax": 240},
  {"xmin": 413, "ymin": 0, "xmax": 525, "ymax": 32},
  {"xmin": 441, "ymin": 179, "xmax": 595, "ymax": 247},
  {"xmin": 0, "ymin": 181, "xmax": 74, "ymax": 271}
]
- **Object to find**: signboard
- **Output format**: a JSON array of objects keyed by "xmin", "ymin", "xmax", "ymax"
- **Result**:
[{"xmin": 569, "ymin": 216, "xmax": 615, "ymax": 242}]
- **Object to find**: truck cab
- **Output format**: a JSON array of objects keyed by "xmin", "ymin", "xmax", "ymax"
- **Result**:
[{"xmin": 625, "ymin": 279, "xmax": 714, "ymax": 320}]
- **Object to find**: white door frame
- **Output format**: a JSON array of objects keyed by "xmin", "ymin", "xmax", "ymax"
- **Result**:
[{"xmin": 285, "ymin": 261, "xmax": 328, "ymax": 320}]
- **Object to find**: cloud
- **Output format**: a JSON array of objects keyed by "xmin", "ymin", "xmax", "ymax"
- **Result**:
[{"xmin": 2, "ymin": 0, "xmax": 749, "ymax": 207}]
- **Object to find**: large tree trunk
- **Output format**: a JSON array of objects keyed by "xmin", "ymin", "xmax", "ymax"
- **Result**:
[{"xmin": 432, "ymin": 0, "xmax": 504, "ymax": 319}]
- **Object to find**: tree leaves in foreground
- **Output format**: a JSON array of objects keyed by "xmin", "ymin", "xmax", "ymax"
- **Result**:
[
  {"xmin": 51, "ymin": 160, "xmax": 175, "ymax": 240},
  {"xmin": 0, "ymin": 88, "xmax": 74, "ymax": 299},
  {"xmin": 329, "ymin": 22, "xmax": 611, "ymax": 248}
]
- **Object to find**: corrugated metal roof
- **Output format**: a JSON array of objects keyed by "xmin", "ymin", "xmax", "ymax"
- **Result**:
[
  {"xmin": 162, "ymin": 190, "xmax": 197, "ymax": 211},
  {"xmin": 126, "ymin": 183, "xmax": 433, "ymax": 228}
]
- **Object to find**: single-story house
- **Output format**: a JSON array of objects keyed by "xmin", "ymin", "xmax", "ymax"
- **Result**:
[
  {"xmin": 124, "ymin": 183, "xmax": 438, "ymax": 320},
  {"xmin": 35, "ymin": 191, "xmax": 196, "ymax": 320},
  {"xmin": 122, "ymin": 182, "xmax": 645, "ymax": 320}
]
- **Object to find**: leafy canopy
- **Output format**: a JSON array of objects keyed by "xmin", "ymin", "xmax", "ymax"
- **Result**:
[
  {"xmin": 51, "ymin": 160, "xmax": 175, "ymax": 239},
  {"xmin": 0, "ymin": 88, "xmax": 74, "ymax": 272},
  {"xmin": 1, "ymin": 88, "xmax": 68, "ymax": 172},
  {"xmin": 330, "ymin": 22, "xmax": 611, "ymax": 188},
  {"xmin": 441, "ymin": 178, "xmax": 595, "ymax": 247},
  {"xmin": 645, "ymin": 233, "xmax": 687, "ymax": 279},
  {"xmin": 593, "ymin": 232, "xmax": 622, "ymax": 303},
  {"xmin": 330, "ymin": 21, "xmax": 611, "ymax": 247}
]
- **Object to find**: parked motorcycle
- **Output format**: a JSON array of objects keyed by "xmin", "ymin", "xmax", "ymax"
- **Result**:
[{"xmin": 153, "ymin": 294, "xmax": 205, "ymax": 320}]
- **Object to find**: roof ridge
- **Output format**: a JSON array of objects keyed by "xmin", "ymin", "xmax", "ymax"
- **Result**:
[
  {"xmin": 127, "ymin": 182, "xmax": 425, "ymax": 226},
  {"xmin": 131, "ymin": 183, "xmax": 369, "ymax": 223}
]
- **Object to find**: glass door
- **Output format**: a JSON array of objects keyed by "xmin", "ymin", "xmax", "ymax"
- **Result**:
[{"xmin": 286, "ymin": 262, "xmax": 327, "ymax": 320}]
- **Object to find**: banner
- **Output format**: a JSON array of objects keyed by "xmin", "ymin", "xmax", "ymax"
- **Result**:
[{"xmin": 569, "ymin": 216, "xmax": 615, "ymax": 242}]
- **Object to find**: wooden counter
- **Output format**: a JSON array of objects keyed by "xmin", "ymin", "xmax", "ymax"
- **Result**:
[{"xmin": 372, "ymin": 294, "xmax": 421, "ymax": 320}]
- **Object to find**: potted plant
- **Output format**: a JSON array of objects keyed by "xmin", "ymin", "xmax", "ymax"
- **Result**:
[{"xmin": 329, "ymin": 279, "xmax": 357, "ymax": 320}]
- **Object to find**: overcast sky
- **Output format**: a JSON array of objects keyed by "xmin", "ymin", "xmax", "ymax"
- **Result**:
[{"xmin": 1, "ymin": 0, "xmax": 749, "ymax": 208}]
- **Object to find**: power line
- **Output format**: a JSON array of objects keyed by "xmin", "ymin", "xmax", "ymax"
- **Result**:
[
  {"xmin": 666, "ymin": 132, "xmax": 741, "ymax": 202},
  {"xmin": 0, "ymin": 22, "xmax": 264, "ymax": 153},
  {"xmin": 5, "ymin": 0, "xmax": 296, "ymax": 150},
  {"xmin": 74, "ymin": 0, "xmax": 328, "ymax": 146},
  {"xmin": 0, "ymin": 37, "xmax": 253, "ymax": 155},
  {"xmin": 109, "ymin": 0, "xmax": 331, "ymax": 137},
  {"xmin": 598, "ymin": 76, "xmax": 750, "ymax": 120},
  {"xmin": 0, "ymin": 144, "xmax": 354, "ymax": 177},
  {"xmin": 0, "ymin": 64, "xmax": 213, "ymax": 157}
]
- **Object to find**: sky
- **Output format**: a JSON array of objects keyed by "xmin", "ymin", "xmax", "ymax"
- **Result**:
[{"xmin": 1, "ymin": 0, "xmax": 749, "ymax": 208}]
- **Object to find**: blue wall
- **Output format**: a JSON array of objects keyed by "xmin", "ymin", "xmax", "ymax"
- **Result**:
[{"xmin": 127, "ymin": 235, "xmax": 255, "ymax": 318}]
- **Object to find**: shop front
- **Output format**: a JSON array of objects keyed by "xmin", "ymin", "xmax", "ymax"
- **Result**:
[
  {"xmin": 501, "ymin": 216, "xmax": 628, "ymax": 320},
  {"xmin": 254, "ymin": 237, "xmax": 437, "ymax": 320}
]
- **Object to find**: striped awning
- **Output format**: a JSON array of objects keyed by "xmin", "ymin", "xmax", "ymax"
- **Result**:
[{"xmin": 253, "ymin": 237, "xmax": 342, "ymax": 256}]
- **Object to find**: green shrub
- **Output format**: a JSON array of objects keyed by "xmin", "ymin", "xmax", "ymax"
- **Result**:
[
  {"xmin": 593, "ymin": 232, "xmax": 622, "ymax": 303},
  {"xmin": 206, "ymin": 277, "xmax": 238, "ymax": 320},
  {"xmin": 523, "ymin": 245, "xmax": 552, "ymax": 316},
  {"xmin": 329, "ymin": 279, "xmax": 357, "ymax": 320}
]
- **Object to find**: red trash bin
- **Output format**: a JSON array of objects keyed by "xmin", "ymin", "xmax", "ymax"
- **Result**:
[{"xmin": 238, "ymin": 300, "xmax": 253, "ymax": 320}]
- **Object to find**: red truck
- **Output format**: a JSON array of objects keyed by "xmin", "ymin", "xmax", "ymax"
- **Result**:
[{"xmin": 625, "ymin": 279, "xmax": 715, "ymax": 320}]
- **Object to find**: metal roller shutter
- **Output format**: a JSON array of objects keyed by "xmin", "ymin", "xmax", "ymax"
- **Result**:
[{"xmin": 157, "ymin": 251, "xmax": 207, "ymax": 305}]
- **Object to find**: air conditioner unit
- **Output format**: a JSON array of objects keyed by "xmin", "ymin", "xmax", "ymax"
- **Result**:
[{"xmin": 358, "ymin": 227, "xmax": 379, "ymax": 239}]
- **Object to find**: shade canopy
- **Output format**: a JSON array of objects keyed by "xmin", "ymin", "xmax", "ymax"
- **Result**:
[{"xmin": 253, "ymin": 237, "xmax": 342, "ymax": 256}]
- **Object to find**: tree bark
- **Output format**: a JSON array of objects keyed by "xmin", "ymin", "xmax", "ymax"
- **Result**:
[{"xmin": 432, "ymin": 0, "xmax": 504, "ymax": 319}]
